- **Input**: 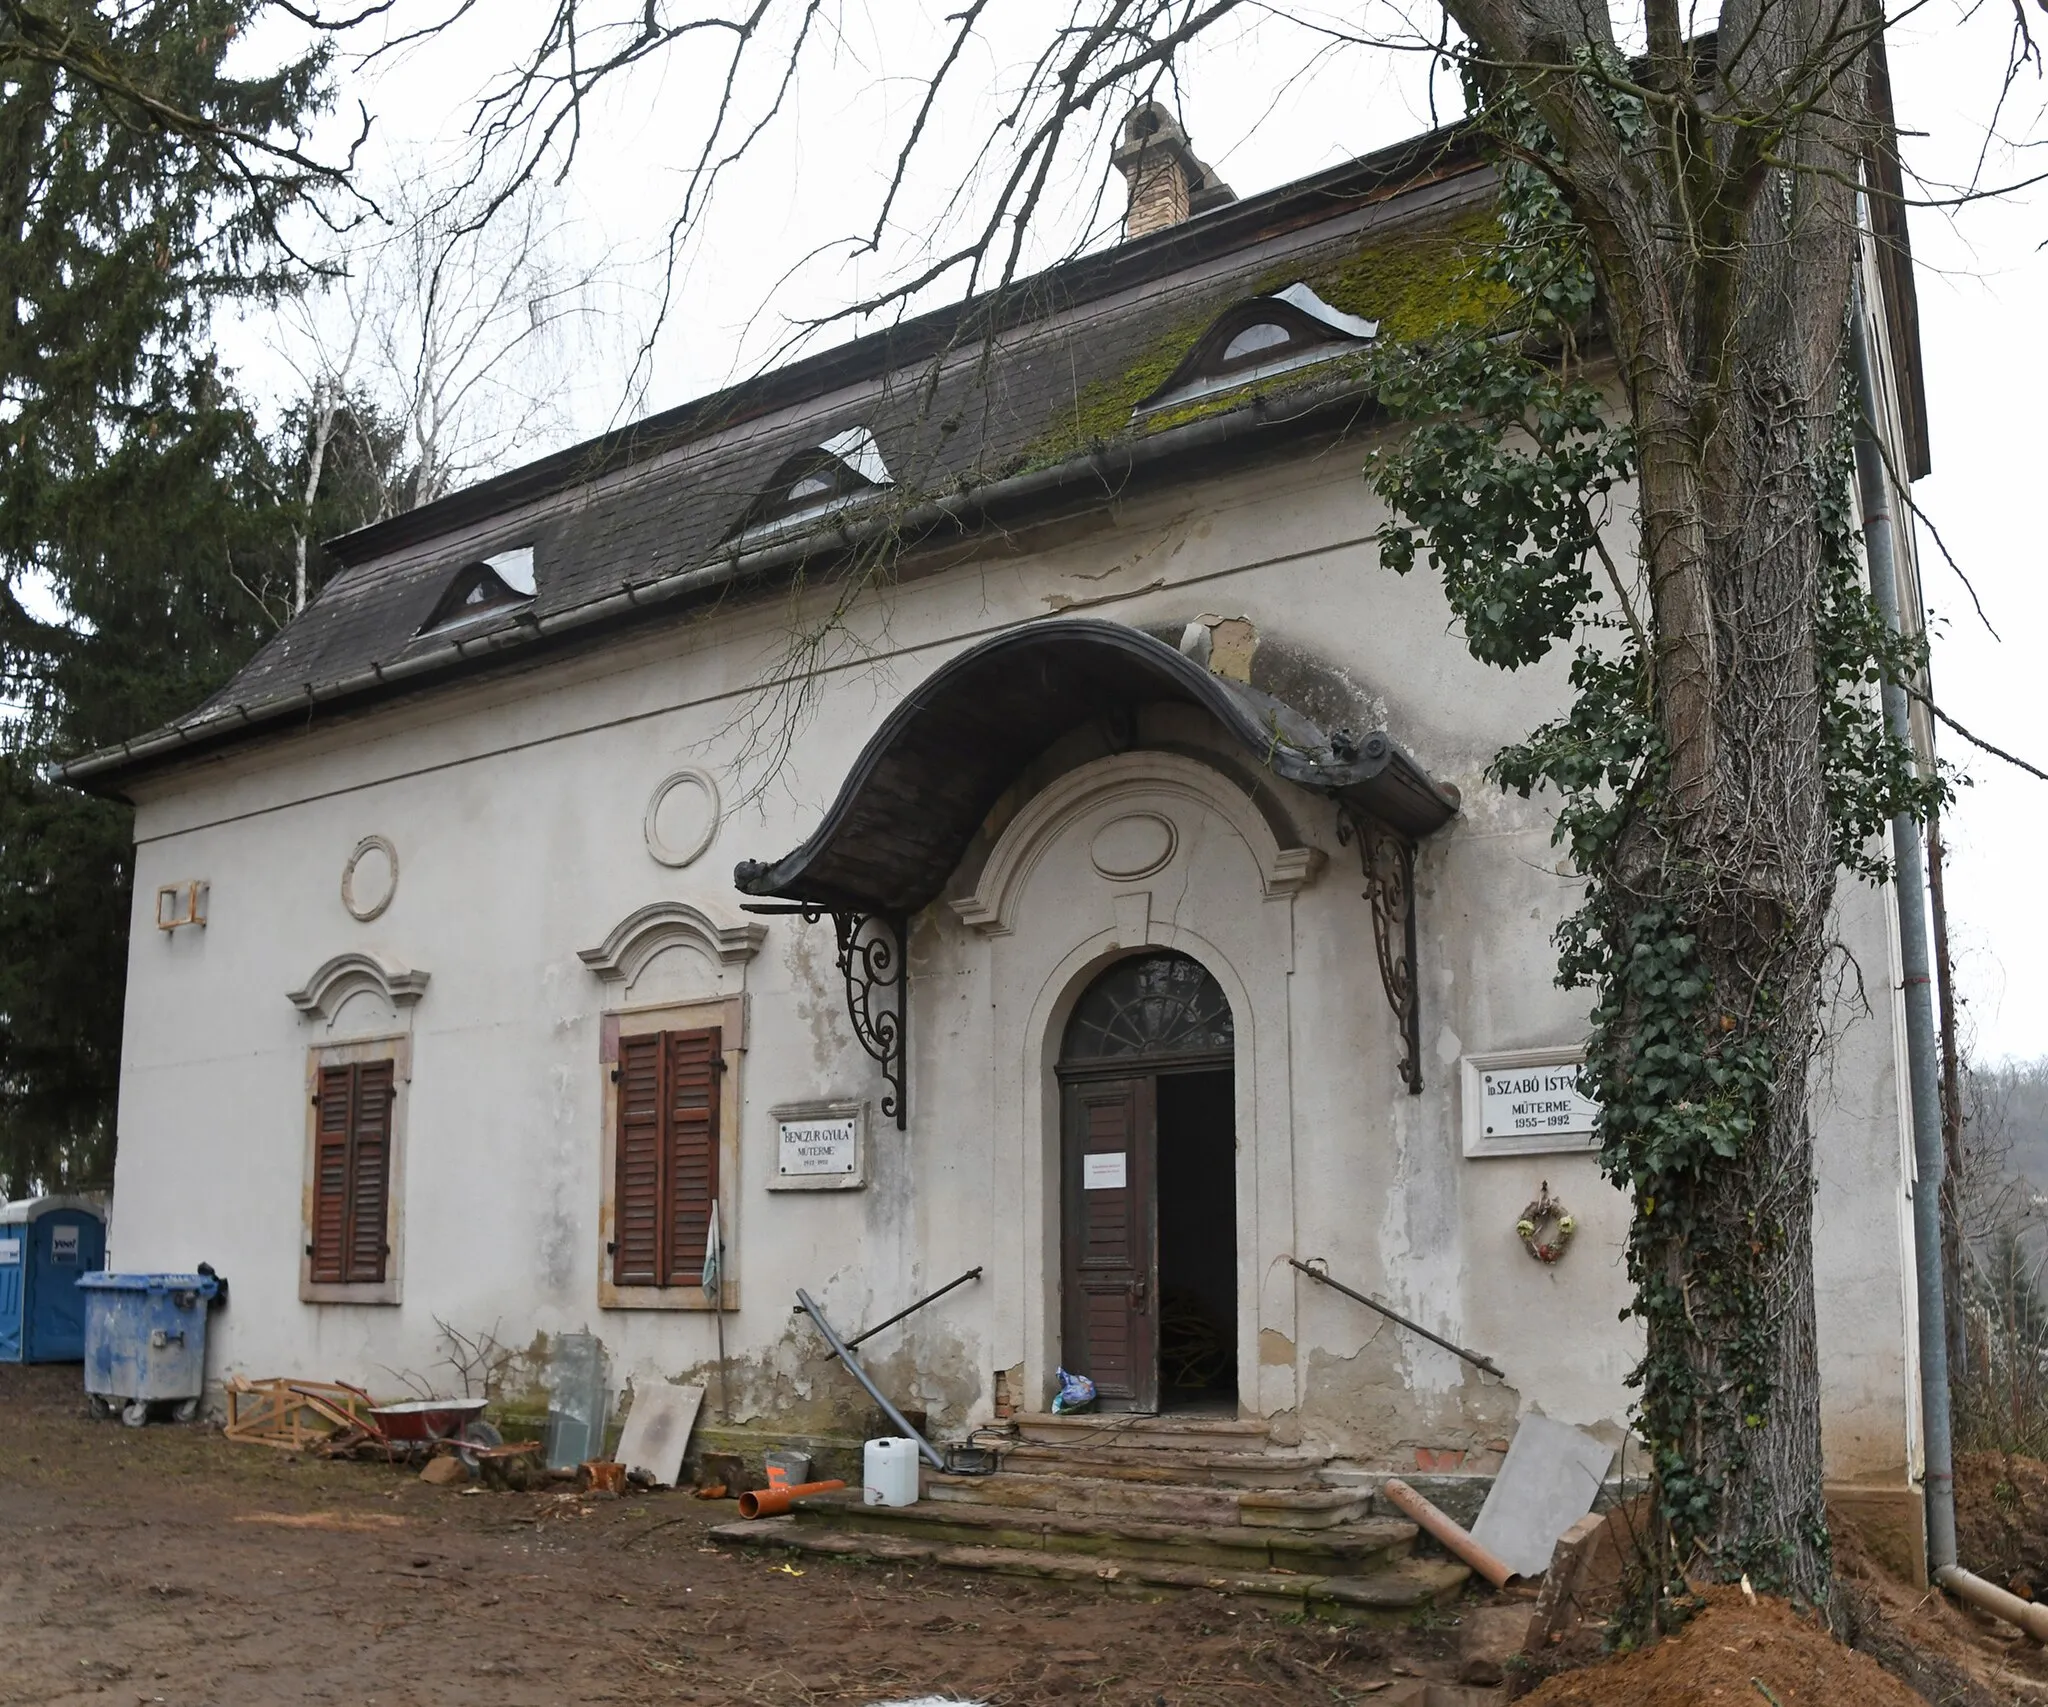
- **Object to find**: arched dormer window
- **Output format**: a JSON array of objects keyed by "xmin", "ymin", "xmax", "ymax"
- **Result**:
[
  {"xmin": 726, "ymin": 426, "xmax": 894, "ymax": 545},
  {"xmin": 417, "ymin": 545, "xmax": 535, "ymax": 635},
  {"xmin": 1136, "ymin": 283, "xmax": 1378, "ymax": 416}
]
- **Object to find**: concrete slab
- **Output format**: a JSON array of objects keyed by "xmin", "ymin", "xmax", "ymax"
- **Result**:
[
  {"xmin": 1469, "ymin": 1416, "xmax": 1614, "ymax": 1578},
  {"xmin": 615, "ymin": 1380, "xmax": 704, "ymax": 1487}
]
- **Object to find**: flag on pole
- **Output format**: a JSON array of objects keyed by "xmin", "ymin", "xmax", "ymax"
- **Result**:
[
  {"xmin": 701, "ymin": 1201, "xmax": 722, "ymax": 1301},
  {"xmin": 703, "ymin": 1201, "xmax": 730, "ymax": 1421}
]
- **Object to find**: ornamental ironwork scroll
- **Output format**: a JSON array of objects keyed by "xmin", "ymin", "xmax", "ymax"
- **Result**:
[
  {"xmin": 1337, "ymin": 809, "xmax": 1422, "ymax": 1094},
  {"xmin": 741, "ymin": 904, "xmax": 907, "ymax": 1128}
]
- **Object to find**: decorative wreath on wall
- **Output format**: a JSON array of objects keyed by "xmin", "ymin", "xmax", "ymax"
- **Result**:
[{"xmin": 1516, "ymin": 1181, "xmax": 1577, "ymax": 1264}]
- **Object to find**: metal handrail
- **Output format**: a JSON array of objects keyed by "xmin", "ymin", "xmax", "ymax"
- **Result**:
[
  {"xmin": 847, "ymin": 1267, "xmax": 983, "ymax": 1349},
  {"xmin": 1286, "ymin": 1256, "xmax": 1505, "ymax": 1380}
]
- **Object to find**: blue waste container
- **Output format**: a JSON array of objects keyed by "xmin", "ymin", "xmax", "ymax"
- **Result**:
[
  {"xmin": 78, "ymin": 1271, "xmax": 221, "ymax": 1426},
  {"xmin": 0, "ymin": 1197, "xmax": 107, "ymax": 1362}
]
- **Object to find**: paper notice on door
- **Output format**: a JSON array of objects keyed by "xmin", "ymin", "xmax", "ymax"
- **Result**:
[{"xmin": 1083, "ymin": 1152, "xmax": 1128, "ymax": 1190}]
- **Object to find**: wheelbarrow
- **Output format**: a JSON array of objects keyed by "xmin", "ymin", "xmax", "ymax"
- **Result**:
[{"xmin": 366, "ymin": 1397, "xmax": 503, "ymax": 1464}]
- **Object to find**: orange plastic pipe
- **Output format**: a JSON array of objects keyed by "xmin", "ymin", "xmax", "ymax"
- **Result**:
[
  {"xmin": 1381, "ymin": 1476, "xmax": 1519, "ymax": 1588},
  {"xmin": 737, "ymin": 1478, "xmax": 847, "ymax": 1518}
]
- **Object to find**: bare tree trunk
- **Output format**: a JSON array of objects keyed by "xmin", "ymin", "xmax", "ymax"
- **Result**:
[
  {"xmin": 294, "ymin": 382, "xmax": 339, "ymax": 617},
  {"xmin": 1613, "ymin": 354, "xmax": 1842, "ymax": 1597},
  {"xmin": 1434, "ymin": 0, "xmax": 1866, "ymax": 1604}
]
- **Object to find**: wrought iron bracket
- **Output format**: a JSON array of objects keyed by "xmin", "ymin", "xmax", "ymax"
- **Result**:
[
  {"xmin": 1336, "ymin": 808, "xmax": 1422, "ymax": 1094},
  {"xmin": 742, "ymin": 904, "xmax": 907, "ymax": 1128}
]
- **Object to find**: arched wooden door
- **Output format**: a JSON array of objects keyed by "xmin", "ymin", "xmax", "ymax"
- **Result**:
[{"xmin": 1057, "ymin": 951, "xmax": 1236, "ymax": 1413}]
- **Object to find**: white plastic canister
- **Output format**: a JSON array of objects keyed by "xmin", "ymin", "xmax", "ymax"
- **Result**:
[{"xmin": 863, "ymin": 1436, "xmax": 920, "ymax": 1507}]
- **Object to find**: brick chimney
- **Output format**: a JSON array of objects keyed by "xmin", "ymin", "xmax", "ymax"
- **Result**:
[{"xmin": 1111, "ymin": 101, "xmax": 1236, "ymax": 239}]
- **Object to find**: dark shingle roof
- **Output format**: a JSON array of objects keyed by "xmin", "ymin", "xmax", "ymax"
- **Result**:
[{"xmin": 65, "ymin": 125, "xmax": 1498, "ymax": 793}]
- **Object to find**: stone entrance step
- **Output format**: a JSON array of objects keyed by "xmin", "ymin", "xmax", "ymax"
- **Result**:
[
  {"xmin": 1009, "ymin": 1409, "xmax": 1272, "ymax": 1449},
  {"xmin": 919, "ymin": 1468, "xmax": 1372, "ymax": 1529},
  {"xmin": 710, "ymin": 1515, "xmax": 1471, "ymax": 1625},
  {"xmin": 798, "ymin": 1494, "xmax": 1421, "ymax": 1573},
  {"xmin": 996, "ymin": 1440, "xmax": 1332, "ymax": 1488},
  {"xmin": 707, "ymin": 1413, "xmax": 1475, "ymax": 1618}
]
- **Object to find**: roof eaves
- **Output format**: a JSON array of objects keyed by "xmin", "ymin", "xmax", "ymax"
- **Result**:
[
  {"xmin": 59, "ymin": 364, "xmax": 1399, "ymax": 796},
  {"xmin": 320, "ymin": 122, "xmax": 1484, "ymax": 570}
]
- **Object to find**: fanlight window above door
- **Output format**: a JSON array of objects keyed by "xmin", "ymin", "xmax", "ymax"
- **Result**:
[
  {"xmin": 1062, "ymin": 951, "xmax": 1234, "ymax": 1063},
  {"xmin": 1135, "ymin": 282, "xmax": 1379, "ymax": 417}
]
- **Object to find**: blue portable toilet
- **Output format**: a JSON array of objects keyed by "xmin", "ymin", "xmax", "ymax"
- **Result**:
[{"xmin": 0, "ymin": 1197, "xmax": 109, "ymax": 1362}]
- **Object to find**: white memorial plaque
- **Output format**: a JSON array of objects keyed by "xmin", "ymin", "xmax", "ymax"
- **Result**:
[
  {"xmin": 768, "ymin": 1101, "xmax": 869, "ymax": 1191},
  {"xmin": 1461, "ymin": 1047, "xmax": 1602, "ymax": 1157},
  {"xmin": 0, "ymin": 1238, "xmax": 19, "ymax": 1265},
  {"xmin": 50, "ymin": 1225, "xmax": 79, "ymax": 1264},
  {"xmin": 1083, "ymin": 1152, "xmax": 1128, "ymax": 1190},
  {"xmin": 780, "ymin": 1118, "xmax": 857, "ymax": 1176}
]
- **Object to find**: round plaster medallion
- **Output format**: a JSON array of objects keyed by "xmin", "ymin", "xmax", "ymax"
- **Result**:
[
  {"xmin": 1089, "ymin": 811, "xmax": 1177, "ymax": 881},
  {"xmin": 643, "ymin": 768, "xmax": 722, "ymax": 869},
  {"xmin": 341, "ymin": 835, "xmax": 399, "ymax": 922}
]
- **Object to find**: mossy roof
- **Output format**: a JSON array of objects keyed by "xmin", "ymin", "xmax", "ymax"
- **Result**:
[
  {"xmin": 89, "ymin": 132, "xmax": 1502, "ymax": 781},
  {"xmin": 1018, "ymin": 205, "xmax": 1508, "ymax": 468}
]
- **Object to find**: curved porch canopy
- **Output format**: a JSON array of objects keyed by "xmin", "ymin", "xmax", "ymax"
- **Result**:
[{"xmin": 733, "ymin": 618, "xmax": 1458, "ymax": 917}]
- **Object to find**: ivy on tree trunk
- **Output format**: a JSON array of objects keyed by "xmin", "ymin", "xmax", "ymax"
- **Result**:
[{"xmin": 1367, "ymin": 60, "xmax": 1941, "ymax": 1617}]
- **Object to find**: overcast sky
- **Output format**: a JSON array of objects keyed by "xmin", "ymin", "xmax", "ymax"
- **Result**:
[{"xmin": 226, "ymin": 2, "xmax": 2046, "ymax": 1063}]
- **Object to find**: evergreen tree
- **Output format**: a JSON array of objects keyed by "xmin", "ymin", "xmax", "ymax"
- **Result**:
[{"xmin": 0, "ymin": 3, "xmax": 339, "ymax": 1197}]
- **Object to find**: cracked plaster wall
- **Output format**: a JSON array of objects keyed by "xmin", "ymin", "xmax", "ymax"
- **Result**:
[{"xmin": 108, "ymin": 443, "xmax": 1914, "ymax": 1482}]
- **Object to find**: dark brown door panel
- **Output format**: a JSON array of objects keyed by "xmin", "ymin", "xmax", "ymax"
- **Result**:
[{"xmin": 1061, "ymin": 1076, "xmax": 1157, "ymax": 1409}]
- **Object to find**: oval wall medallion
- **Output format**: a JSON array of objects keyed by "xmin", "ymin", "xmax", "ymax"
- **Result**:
[
  {"xmin": 643, "ymin": 768, "xmax": 722, "ymax": 869},
  {"xmin": 1090, "ymin": 811, "xmax": 1177, "ymax": 881},
  {"xmin": 341, "ymin": 835, "xmax": 400, "ymax": 922}
]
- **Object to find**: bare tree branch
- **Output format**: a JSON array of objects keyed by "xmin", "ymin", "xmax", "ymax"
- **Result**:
[{"xmin": 1909, "ymin": 685, "xmax": 2048, "ymax": 779}]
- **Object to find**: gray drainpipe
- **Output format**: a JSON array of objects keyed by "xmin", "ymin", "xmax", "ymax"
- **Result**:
[
  {"xmin": 1848, "ymin": 295, "xmax": 1958, "ymax": 1578},
  {"xmin": 1853, "ymin": 299, "xmax": 2048, "ymax": 1633}
]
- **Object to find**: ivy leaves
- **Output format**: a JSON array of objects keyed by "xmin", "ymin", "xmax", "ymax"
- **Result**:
[
  {"xmin": 1358, "ymin": 75, "xmax": 1943, "ymax": 1607},
  {"xmin": 1369, "ymin": 341, "xmax": 1627, "ymax": 669},
  {"xmin": 1812, "ymin": 411, "xmax": 1948, "ymax": 878}
]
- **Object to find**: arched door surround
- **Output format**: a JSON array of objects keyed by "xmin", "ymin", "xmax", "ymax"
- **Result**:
[{"xmin": 731, "ymin": 618, "xmax": 1459, "ymax": 1131}]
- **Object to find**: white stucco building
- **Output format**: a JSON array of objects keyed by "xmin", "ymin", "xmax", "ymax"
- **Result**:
[{"xmin": 68, "ymin": 107, "xmax": 1937, "ymax": 1571}]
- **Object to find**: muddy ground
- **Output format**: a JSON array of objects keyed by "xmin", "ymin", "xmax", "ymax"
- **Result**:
[{"xmin": 0, "ymin": 1363, "xmax": 1475, "ymax": 1706}]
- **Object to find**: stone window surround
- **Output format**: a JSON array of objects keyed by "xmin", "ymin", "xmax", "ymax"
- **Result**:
[
  {"xmin": 299, "ymin": 1031, "xmax": 410, "ymax": 1307},
  {"xmin": 964, "ymin": 745, "xmax": 1317, "ymax": 1421},
  {"xmin": 596, "ymin": 993, "xmax": 746, "ymax": 1312}
]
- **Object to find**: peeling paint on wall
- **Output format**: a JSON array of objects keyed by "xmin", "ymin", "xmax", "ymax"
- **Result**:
[{"xmin": 1302, "ymin": 1334, "xmax": 1521, "ymax": 1466}]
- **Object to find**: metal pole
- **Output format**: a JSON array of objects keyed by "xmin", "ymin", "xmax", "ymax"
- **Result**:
[
  {"xmin": 715, "ymin": 1301, "xmax": 730, "ymax": 1424},
  {"xmin": 1287, "ymin": 1257, "xmax": 1505, "ymax": 1380},
  {"xmin": 795, "ymin": 1288, "xmax": 944, "ymax": 1468},
  {"xmin": 846, "ymin": 1267, "xmax": 984, "ymax": 1349},
  {"xmin": 1926, "ymin": 803, "xmax": 1969, "ymax": 1380},
  {"xmin": 1850, "ymin": 295, "xmax": 1956, "ymax": 1574}
]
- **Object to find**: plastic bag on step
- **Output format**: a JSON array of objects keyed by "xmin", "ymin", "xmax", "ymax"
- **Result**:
[{"xmin": 1051, "ymin": 1367, "xmax": 1097, "ymax": 1414}]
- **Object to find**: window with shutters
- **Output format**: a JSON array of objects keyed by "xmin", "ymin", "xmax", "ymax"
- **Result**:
[
  {"xmin": 600, "ymin": 997, "xmax": 742, "ymax": 1310},
  {"xmin": 300, "ymin": 1037, "xmax": 407, "ymax": 1304},
  {"xmin": 611, "ymin": 1026, "xmax": 721, "ymax": 1288}
]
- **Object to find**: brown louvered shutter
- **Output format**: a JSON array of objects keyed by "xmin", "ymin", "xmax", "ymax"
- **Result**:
[
  {"xmin": 665, "ymin": 1027, "xmax": 721, "ymax": 1283},
  {"xmin": 310, "ymin": 1066, "xmax": 354, "ymax": 1283},
  {"xmin": 310, "ymin": 1061, "xmax": 395, "ymax": 1286},
  {"xmin": 613, "ymin": 1031, "xmax": 665, "ymax": 1286},
  {"xmin": 345, "ymin": 1060, "xmax": 394, "ymax": 1284}
]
